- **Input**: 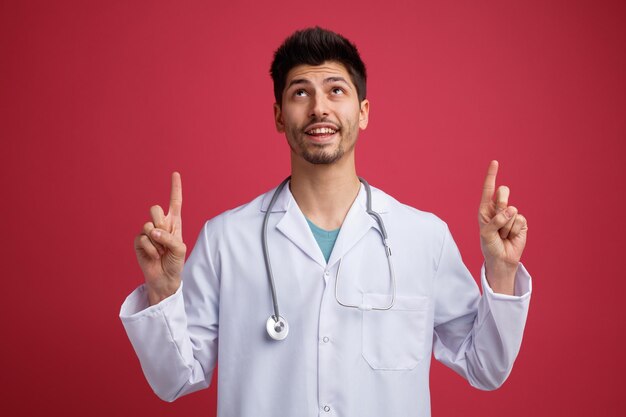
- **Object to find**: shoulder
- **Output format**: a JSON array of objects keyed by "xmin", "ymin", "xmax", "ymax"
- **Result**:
[
  {"xmin": 199, "ymin": 185, "xmax": 276, "ymax": 237},
  {"xmin": 372, "ymin": 185, "xmax": 449, "ymax": 238}
]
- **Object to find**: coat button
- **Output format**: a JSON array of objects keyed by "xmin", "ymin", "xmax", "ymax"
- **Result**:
[
  {"xmin": 323, "ymin": 405, "xmax": 331, "ymax": 412},
  {"xmin": 323, "ymin": 336, "xmax": 330, "ymax": 343}
]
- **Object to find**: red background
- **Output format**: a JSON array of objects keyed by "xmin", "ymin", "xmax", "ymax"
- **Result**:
[{"xmin": 2, "ymin": 0, "xmax": 625, "ymax": 415}]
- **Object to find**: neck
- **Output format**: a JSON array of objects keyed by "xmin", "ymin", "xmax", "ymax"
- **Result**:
[{"xmin": 289, "ymin": 151, "xmax": 361, "ymax": 230}]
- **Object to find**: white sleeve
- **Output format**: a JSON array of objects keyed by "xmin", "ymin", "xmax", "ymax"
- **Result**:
[
  {"xmin": 432, "ymin": 226, "xmax": 531, "ymax": 390},
  {"xmin": 119, "ymin": 220, "xmax": 220, "ymax": 401}
]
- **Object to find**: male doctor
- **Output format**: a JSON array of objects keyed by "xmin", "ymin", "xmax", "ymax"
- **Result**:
[{"xmin": 120, "ymin": 27, "xmax": 531, "ymax": 416}]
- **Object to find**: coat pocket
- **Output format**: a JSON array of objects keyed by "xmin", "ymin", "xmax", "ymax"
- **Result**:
[{"xmin": 361, "ymin": 293, "xmax": 430, "ymax": 370}]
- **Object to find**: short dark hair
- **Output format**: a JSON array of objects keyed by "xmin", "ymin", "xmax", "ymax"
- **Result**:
[{"xmin": 270, "ymin": 27, "xmax": 367, "ymax": 106}]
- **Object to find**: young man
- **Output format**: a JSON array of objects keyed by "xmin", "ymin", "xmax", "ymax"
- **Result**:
[{"xmin": 121, "ymin": 27, "xmax": 531, "ymax": 416}]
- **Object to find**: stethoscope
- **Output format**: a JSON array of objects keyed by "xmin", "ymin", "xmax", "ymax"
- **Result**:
[{"xmin": 262, "ymin": 176, "xmax": 397, "ymax": 341}]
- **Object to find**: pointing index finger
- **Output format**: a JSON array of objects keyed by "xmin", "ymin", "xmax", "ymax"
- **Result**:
[
  {"xmin": 169, "ymin": 171, "xmax": 182, "ymax": 217},
  {"xmin": 481, "ymin": 160, "xmax": 499, "ymax": 205}
]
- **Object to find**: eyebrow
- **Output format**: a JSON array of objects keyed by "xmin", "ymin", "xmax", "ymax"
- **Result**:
[{"xmin": 286, "ymin": 76, "xmax": 352, "ymax": 90}]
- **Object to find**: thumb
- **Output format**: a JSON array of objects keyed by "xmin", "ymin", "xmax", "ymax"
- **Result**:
[
  {"xmin": 150, "ymin": 228, "xmax": 186, "ymax": 258},
  {"xmin": 481, "ymin": 206, "xmax": 517, "ymax": 241}
]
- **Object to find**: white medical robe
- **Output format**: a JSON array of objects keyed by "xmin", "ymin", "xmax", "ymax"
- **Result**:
[{"xmin": 120, "ymin": 182, "xmax": 532, "ymax": 417}]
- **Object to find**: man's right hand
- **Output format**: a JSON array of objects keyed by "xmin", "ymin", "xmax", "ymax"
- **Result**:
[{"xmin": 133, "ymin": 172, "xmax": 186, "ymax": 306}]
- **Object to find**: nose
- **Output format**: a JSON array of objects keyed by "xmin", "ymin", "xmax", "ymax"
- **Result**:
[{"xmin": 309, "ymin": 91, "xmax": 329, "ymax": 119}]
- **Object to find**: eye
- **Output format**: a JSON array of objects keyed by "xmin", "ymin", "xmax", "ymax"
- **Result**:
[
  {"xmin": 331, "ymin": 87, "xmax": 344, "ymax": 95},
  {"xmin": 294, "ymin": 89, "xmax": 308, "ymax": 97}
]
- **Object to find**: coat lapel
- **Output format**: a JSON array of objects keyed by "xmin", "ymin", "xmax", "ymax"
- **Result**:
[
  {"xmin": 326, "ymin": 183, "xmax": 389, "ymax": 268},
  {"xmin": 261, "ymin": 179, "xmax": 390, "ymax": 270},
  {"xmin": 262, "ymin": 181, "xmax": 326, "ymax": 268}
]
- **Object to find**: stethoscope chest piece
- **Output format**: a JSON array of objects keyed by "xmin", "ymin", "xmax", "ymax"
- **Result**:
[{"xmin": 266, "ymin": 315, "xmax": 289, "ymax": 341}]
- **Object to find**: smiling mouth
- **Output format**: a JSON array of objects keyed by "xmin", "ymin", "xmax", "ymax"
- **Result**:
[
  {"xmin": 304, "ymin": 127, "xmax": 339, "ymax": 141},
  {"xmin": 306, "ymin": 127, "xmax": 337, "ymax": 135}
]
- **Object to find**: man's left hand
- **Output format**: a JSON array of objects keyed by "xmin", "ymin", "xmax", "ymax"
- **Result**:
[{"xmin": 478, "ymin": 160, "xmax": 528, "ymax": 295}]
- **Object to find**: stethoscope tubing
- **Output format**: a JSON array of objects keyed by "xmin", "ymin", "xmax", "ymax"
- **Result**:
[
  {"xmin": 263, "ymin": 176, "xmax": 396, "ymax": 340},
  {"xmin": 262, "ymin": 177, "xmax": 291, "ymax": 339}
]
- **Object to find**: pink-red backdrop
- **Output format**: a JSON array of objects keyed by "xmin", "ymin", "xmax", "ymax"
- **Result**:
[{"xmin": 2, "ymin": 0, "xmax": 625, "ymax": 415}]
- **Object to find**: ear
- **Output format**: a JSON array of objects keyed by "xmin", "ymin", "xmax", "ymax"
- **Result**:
[
  {"xmin": 358, "ymin": 99, "xmax": 370, "ymax": 130},
  {"xmin": 273, "ymin": 103, "xmax": 285, "ymax": 133}
]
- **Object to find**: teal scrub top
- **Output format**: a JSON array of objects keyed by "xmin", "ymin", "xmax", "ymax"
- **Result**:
[{"xmin": 305, "ymin": 217, "xmax": 340, "ymax": 263}]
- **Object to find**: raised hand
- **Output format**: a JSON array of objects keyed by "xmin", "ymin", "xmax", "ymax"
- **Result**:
[
  {"xmin": 478, "ymin": 161, "xmax": 528, "ymax": 294},
  {"xmin": 134, "ymin": 172, "xmax": 186, "ymax": 305}
]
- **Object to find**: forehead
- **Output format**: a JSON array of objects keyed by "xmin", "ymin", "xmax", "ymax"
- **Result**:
[{"xmin": 285, "ymin": 61, "xmax": 353, "ymax": 85}]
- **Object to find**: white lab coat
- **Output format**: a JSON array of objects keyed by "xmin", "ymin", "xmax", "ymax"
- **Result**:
[{"xmin": 120, "ymin": 181, "xmax": 531, "ymax": 417}]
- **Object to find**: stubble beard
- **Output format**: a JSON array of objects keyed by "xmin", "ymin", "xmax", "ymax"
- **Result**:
[{"xmin": 302, "ymin": 143, "xmax": 344, "ymax": 165}]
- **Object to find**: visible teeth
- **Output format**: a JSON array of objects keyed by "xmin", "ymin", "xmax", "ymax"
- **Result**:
[{"xmin": 307, "ymin": 127, "xmax": 336, "ymax": 135}]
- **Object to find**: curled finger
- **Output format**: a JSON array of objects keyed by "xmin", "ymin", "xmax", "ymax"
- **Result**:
[
  {"xmin": 143, "ymin": 221, "xmax": 165, "ymax": 256},
  {"xmin": 509, "ymin": 213, "xmax": 528, "ymax": 238},
  {"xmin": 135, "ymin": 234, "xmax": 160, "ymax": 260},
  {"xmin": 499, "ymin": 214, "xmax": 515, "ymax": 239},
  {"xmin": 150, "ymin": 228, "xmax": 186, "ymax": 258},
  {"xmin": 482, "ymin": 205, "xmax": 518, "ymax": 242}
]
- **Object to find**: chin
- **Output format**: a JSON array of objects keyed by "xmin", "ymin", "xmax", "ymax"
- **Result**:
[{"xmin": 302, "ymin": 149, "xmax": 344, "ymax": 165}]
